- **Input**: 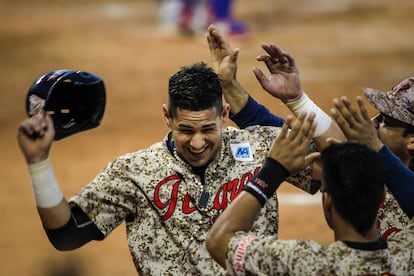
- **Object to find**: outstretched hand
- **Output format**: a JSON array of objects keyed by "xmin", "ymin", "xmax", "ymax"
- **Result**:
[
  {"xmin": 329, "ymin": 96, "xmax": 383, "ymax": 151},
  {"xmin": 252, "ymin": 44, "xmax": 302, "ymax": 103},
  {"xmin": 207, "ymin": 24, "xmax": 239, "ymax": 87},
  {"xmin": 269, "ymin": 112, "xmax": 320, "ymax": 175}
]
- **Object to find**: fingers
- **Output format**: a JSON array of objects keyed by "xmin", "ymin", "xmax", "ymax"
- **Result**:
[
  {"xmin": 272, "ymin": 112, "xmax": 317, "ymax": 174},
  {"xmin": 280, "ymin": 112, "xmax": 316, "ymax": 143},
  {"xmin": 207, "ymin": 24, "xmax": 228, "ymax": 51},
  {"xmin": 229, "ymin": 48, "xmax": 240, "ymax": 64},
  {"xmin": 262, "ymin": 44, "xmax": 283, "ymax": 61},
  {"xmin": 331, "ymin": 96, "xmax": 373, "ymax": 131},
  {"xmin": 331, "ymin": 97, "xmax": 357, "ymax": 129},
  {"xmin": 251, "ymin": 67, "xmax": 267, "ymax": 89},
  {"xmin": 256, "ymin": 54, "xmax": 276, "ymax": 72},
  {"xmin": 18, "ymin": 111, "xmax": 47, "ymax": 137},
  {"xmin": 334, "ymin": 97, "xmax": 355, "ymax": 125},
  {"xmin": 260, "ymin": 43, "xmax": 295, "ymax": 67},
  {"xmin": 291, "ymin": 112, "xmax": 316, "ymax": 141},
  {"xmin": 278, "ymin": 115, "xmax": 293, "ymax": 140},
  {"xmin": 18, "ymin": 110, "xmax": 56, "ymax": 142},
  {"xmin": 356, "ymin": 96, "xmax": 371, "ymax": 121},
  {"xmin": 287, "ymin": 112, "xmax": 305, "ymax": 139},
  {"xmin": 342, "ymin": 96, "xmax": 361, "ymax": 124}
]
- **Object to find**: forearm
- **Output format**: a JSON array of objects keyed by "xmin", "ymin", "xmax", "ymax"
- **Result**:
[
  {"xmin": 312, "ymin": 120, "xmax": 346, "ymax": 150},
  {"xmin": 285, "ymin": 92, "xmax": 345, "ymax": 150},
  {"xmin": 206, "ymin": 192, "xmax": 261, "ymax": 268},
  {"xmin": 207, "ymin": 158, "xmax": 289, "ymax": 267},
  {"xmin": 222, "ymin": 79, "xmax": 249, "ymax": 114},
  {"xmin": 28, "ymin": 158, "xmax": 71, "ymax": 229},
  {"xmin": 379, "ymin": 145, "xmax": 414, "ymax": 218},
  {"xmin": 230, "ymin": 95, "xmax": 285, "ymax": 128},
  {"xmin": 38, "ymin": 200, "xmax": 72, "ymax": 229}
]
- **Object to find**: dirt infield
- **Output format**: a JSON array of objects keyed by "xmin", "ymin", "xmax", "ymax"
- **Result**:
[{"xmin": 1, "ymin": 0, "xmax": 414, "ymax": 275}]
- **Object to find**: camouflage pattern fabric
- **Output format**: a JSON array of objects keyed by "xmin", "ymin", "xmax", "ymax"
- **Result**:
[
  {"xmin": 70, "ymin": 125, "xmax": 314, "ymax": 275},
  {"xmin": 226, "ymin": 218, "xmax": 414, "ymax": 275}
]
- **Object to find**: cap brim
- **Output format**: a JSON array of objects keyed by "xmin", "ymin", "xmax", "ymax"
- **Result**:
[
  {"xmin": 363, "ymin": 87, "xmax": 413, "ymax": 126},
  {"xmin": 363, "ymin": 87, "xmax": 389, "ymax": 114}
]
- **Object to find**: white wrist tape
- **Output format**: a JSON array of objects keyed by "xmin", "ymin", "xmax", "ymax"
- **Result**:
[
  {"xmin": 285, "ymin": 92, "xmax": 332, "ymax": 137},
  {"xmin": 28, "ymin": 159, "xmax": 63, "ymax": 208}
]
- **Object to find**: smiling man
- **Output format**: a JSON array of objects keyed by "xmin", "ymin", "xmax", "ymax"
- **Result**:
[{"xmin": 18, "ymin": 62, "xmax": 321, "ymax": 275}]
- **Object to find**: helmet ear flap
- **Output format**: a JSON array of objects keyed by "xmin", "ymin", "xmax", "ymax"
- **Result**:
[{"xmin": 26, "ymin": 69, "xmax": 106, "ymax": 140}]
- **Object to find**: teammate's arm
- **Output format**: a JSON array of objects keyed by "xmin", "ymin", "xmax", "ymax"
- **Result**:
[
  {"xmin": 206, "ymin": 113, "xmax": 319, "ymax": 267},
  {"xmin": 252, "ymin": 43, "xmax": 346, "ymax": 151},
  {"xmin": 207, "ymin": 24, "xmax": 284, "ymax": 127},
  {"xmin": 330, "ymin": 96, "xmax": 414, "ymax": 218}
]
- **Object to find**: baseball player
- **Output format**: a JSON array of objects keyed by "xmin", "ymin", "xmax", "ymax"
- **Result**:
[
  {"xmin": 330, "ymin": 96, "xmax": 414, "ymax": 219},
  {"xmin": 206, "ymin": 114, "xmax": 414, "ymax": 275},
  {"xmin": 18, "ymin": 61, "xmax": 329, "ymax": 274},
  {"xmin": 207, "ymin": 23, "xmax": 413, "ymax": 240},
  {"xmin": 362, "ymin": 78, "xmax": 414, "ymax": 238}
]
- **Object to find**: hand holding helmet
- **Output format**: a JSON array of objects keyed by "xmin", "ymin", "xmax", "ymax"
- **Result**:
[
  {"xmin": 18, "ymin": 69, "xmax": 106, "ymax": 164},
  {"xmin": 25, "ymin": 69, "xmax": 106, "ymax": 140}
]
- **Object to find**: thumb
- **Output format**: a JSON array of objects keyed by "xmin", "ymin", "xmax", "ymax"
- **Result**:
[
  {"xmin": 305, "ymin": 152, "xmax": 321, "ymax": 166},
  {"xmin": 326, "ymin": 137, "xmax": 343, "ymax": 145},
  {"xmin": 230, "ymin": 48, "xmax": 240, "ymax": 64},
  {"xmin": 44, "ymin": 114, "xmax": 56, "ymax": 140},
  {"xmin": 252, "ymin": 67, "xmax": 267, "ymax": 89}
]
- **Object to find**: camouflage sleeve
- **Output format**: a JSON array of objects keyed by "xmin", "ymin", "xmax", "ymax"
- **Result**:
[
  {"xmin": 226, "ymin": 232, "xmax": 325, "ymax": 275},
  {"xmin": 377, "ymin": 190, "xmax": 410, "ymax": 239},
  {"xmin": 69, "ymin": 156, "xmax": 146, "ymax": 236}
]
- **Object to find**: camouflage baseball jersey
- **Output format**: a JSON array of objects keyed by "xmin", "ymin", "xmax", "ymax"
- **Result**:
[
  {"xmin": 70, "ymin": 125, "xmax": 315, "ymax": 275},
  {"xmin": 377, "ymin": 188, "xmax": 410, "ymax": 239},
  {"xmin": 226, "ymin": 218, "xmax": 414, "ymax": 275}
]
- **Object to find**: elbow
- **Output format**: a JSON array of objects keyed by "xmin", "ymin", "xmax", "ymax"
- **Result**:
[
  {"xmin": 206, "ymin": 230, "xmax": 227, "ymax": 268},
  {"xmin": 205, "ymin": 231, "xmax": 216, "ymax": 256},
  {"xmin": 48, "ymin": 236, "xmax": 84, "ymax": 251},
  {"xmin": 52, "ymin": 244, "xmax": 75, "ymax": 251},
  {"xmin": 45, "ymin": 226, "xmax": 89, "ymax": 251}
]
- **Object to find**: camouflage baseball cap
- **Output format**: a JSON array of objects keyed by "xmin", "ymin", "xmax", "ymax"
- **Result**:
[{"xmin": 364, "ymin": 77, "xmax": 414, "ymax": 126}]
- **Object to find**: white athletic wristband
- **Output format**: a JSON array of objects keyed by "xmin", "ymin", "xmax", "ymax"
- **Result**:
[
  {"xmin": 28, "ymin": 159, "xmax": 63, "ymax": 208},
  {"xmin": 285, "ymin": 92, "xmax": 332, "ymax": 137}
]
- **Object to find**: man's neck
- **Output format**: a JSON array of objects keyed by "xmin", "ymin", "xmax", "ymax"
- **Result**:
[{"xmin": 333, "ymin": 218, "xmax": 380, "ymax": 243}]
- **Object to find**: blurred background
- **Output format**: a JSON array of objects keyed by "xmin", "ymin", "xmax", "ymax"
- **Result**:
[{"xmin": 1, "ymin": 0, "xmax": 413, "ymax": 275}]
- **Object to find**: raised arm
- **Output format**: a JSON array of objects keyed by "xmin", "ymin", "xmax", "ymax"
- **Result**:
[
  {"xmin": 207, "ymin": 24, "xmax": 284, "ymax": 127},
  {"xmin": 17, "ymin": 111, "xmax": 103, "ymax": 249},
  {"xmin": 252, "ymin": 43, "xmax": 346, "ymax": 150},
  {"xmin": 330, "ymin": 96, "xmax": 414, "ymax": 218},
  {"xmin": 17, "ymin": 111, "xmax": 71, "ymax": 229},
  {"xmin": 206, "ymin": 112, "xmax": 320, "ymax": 267}
]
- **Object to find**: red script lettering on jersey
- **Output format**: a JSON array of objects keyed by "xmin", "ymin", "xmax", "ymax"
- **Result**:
[{"xmin": 154, "ymin": 168, "xmax": 260, "ymax": 221}]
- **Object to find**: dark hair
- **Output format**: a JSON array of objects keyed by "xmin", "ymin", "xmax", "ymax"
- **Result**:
[
  {"xmin": 321, "ymin": 142, "xmax": 385, "ymax": 235},
  {"xmin": 168, "ymin": 62, "xmax": 223, "ymax": 119}
]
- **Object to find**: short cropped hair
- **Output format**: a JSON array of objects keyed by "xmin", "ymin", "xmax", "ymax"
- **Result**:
[
  {"xmin": 321, "ymin": 142, "xmax": 385, "ymax": 235},
  {"xmin": 168, "ymin": 62, "xmax": 223, "ymax": 119}
]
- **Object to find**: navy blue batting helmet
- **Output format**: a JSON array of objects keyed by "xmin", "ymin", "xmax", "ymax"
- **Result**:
[{"xmin": 26, "ymin": 69, "xmax": 106, "ymax": 140}]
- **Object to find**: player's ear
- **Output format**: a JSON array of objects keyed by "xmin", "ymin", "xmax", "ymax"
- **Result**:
[
  {"xmin": 380, "ymin": 189, "xmax": 386, "ymax": 206},
  {"xmin": 221, "ymin": 103, "xmax": 230, "ymax": 124},
  {"xmin": 322, "ymin": 192, "xmax": 334, "ymax": 229},
  {"xmin": 162, "ymin": 104, "xmax": 172, "ymax": 128}
]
